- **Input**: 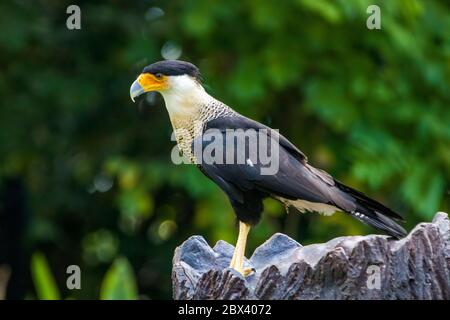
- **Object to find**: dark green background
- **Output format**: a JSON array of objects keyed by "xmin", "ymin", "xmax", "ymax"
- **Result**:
[{"xmin": 0, "ymin": 0, "xmax": 448, "ymax": 299}]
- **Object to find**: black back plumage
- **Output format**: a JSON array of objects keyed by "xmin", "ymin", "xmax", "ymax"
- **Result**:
[{"xmin": 194, "ymin": 115, "xmax": 407, "ymax": 238}]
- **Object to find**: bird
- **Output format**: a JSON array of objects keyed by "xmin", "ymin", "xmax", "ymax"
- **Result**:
[{"xmin": 130, "ymin": 60, "xmax": 407, "ymax": 276}]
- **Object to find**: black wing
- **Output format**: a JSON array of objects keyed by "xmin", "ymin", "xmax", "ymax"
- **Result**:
[
  {"xmin": 197, "ymin": 116, "xmax": 339, "ymax": 203},
  {"xmin": 194, "ymin": 115, "xmax": 406, "ymax": 238}
]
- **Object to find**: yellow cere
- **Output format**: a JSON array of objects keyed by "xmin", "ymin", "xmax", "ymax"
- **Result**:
[{"xmin": 137, "ymin": 73, "xmax": 168, "ymax": 92}]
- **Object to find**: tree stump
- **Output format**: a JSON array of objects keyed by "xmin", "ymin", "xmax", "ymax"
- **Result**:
[{"xmin": 172, "ymin": 212, "xmax": 450, "ymax": 300}]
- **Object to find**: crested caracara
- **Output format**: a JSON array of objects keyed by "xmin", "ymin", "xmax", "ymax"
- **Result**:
[{"xmin": 130, "ymin": 60, "xmax": 406, "ymax": 276}]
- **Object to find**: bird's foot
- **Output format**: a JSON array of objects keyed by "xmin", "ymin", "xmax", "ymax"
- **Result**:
[
  {"xmin": 230, "ymin": 265, "xmax": 255, "ymax": 277},
  {"xmin": 241, "ymin": 267, "xmax": 255, "ymax": 277}
]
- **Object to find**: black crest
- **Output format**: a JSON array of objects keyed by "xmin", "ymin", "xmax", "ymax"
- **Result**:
[{"xmin": 142, "ymin": 60, "xmax": 202, "ymax": 82}]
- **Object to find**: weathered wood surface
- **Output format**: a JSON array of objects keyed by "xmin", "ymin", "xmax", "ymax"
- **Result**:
[{"xmin": 172, "ymin": 212, "xmax": 450, "ymax": 300}]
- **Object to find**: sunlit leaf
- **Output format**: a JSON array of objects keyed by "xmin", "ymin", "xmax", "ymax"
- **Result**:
[
  {"xmin": 31, "ymin": 252, "xmax": 61, "ymax": 300},
  {"xmin": 100, "ymin": 257, "xmax": 138, "ymax": 300}
]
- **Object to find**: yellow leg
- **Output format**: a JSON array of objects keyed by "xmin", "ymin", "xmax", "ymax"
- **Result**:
[{"xmin": 229, "ymin": 221, "xmax": 253, "ymax": 276}]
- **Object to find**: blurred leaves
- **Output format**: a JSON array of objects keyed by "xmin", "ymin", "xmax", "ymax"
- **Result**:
[
  {"xmin": 31, "ymin": 252, "xmax": 61, "ymax": 300},
  {"xmin": 82, "ymin": 229, "xmax": 119, "ymax": 265},
  {"xmin": 298, "ymin": 0, "xmax": 342, "ymax": 23},
  {"xmin": 100, "ymin": 257, "xmax": 138, "ymax": 300}
]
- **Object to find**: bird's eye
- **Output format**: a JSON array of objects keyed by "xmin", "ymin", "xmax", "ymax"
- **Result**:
[{"xmin": 155, "ymin": 73, "xmax": 163, "ymax": 79}]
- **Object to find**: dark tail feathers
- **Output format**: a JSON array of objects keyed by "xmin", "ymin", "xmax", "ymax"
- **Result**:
[{"xmin": 336, "ymin": 181, "xmax": 407, "ymax": 239}]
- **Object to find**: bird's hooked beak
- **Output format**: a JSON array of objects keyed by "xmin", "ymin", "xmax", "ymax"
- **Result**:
[
  {"xmin": 130, "ymin": 80, "xmax": 145, "ymax": 103},
  {"xmin": 130, "ymin": 73, "xmax": 168, "ymax": 102}
]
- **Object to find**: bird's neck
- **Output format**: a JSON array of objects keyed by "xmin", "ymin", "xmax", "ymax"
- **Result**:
[
  {"xmin": 160, "ymin": 86, "xmax": 236, "ymax": 162},
  {"xmin": 160, "ymin": 85, "xmax": 210, "ymax": 123}
]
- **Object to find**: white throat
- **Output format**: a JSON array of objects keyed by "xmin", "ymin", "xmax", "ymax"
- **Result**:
[{"xmin": 159, "ymin": 75, "xmax": 211, "ymax": 120}]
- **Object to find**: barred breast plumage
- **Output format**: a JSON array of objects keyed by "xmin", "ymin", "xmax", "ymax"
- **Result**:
[{"xmin": 170, "ymin": 98, "xmax": 236, "ymax": 163}]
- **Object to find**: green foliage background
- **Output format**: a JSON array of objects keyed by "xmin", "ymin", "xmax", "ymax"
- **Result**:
[{"xmin": 0, "ymin": 0, "xmax": 448, "ymax": 299}]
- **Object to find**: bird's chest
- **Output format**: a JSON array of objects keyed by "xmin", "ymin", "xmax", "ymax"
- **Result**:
[
  {"xmin": 166, "ymin": 100, "xmax": 234, "ymax": 164},
  {"xmin": 170, "ymin": 116, "xmax": 204, "ymax": 163}
]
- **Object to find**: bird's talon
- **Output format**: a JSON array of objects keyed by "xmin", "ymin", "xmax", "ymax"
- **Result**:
[
  {"xmin": 230, "ymin": 266, "xmax": 255, "ymax": 277},
  {"xmin": 243, "ymin": 267, "xmax": 255, "ymax": 277}
]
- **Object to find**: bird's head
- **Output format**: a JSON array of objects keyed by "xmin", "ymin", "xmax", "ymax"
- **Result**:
[{"xmin": 130, "ymin": 60, "xmax": 203, "ymax": 103}]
